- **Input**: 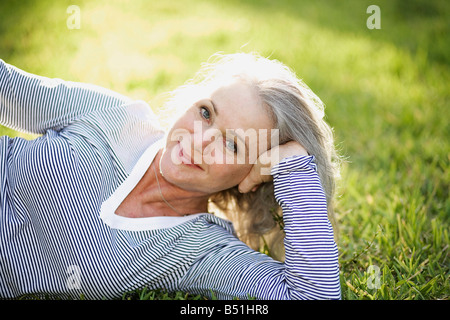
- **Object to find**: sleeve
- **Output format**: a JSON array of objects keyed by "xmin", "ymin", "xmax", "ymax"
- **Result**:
[
  {"xmin": 0, "ymin": 59, "xmax": 131, "ymax": 135},
  {"xmin": 179, "ymin": 155, "xmax": 341, "ymax": 300}
]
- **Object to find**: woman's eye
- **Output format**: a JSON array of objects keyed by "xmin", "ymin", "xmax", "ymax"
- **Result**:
[
  {"xmin": 225, "ymin": 139, "xmax": 238, "ymax": 153},
  {"xmin": 200, "ymin": 106, "xmax": 211, "ymax": 120}
]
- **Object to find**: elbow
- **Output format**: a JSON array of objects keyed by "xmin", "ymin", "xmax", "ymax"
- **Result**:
[
  {"xmin": 291, "ymin": 283, "xmax": 341, "ymax": 300},
  {"xmin": 288, "ymin": 269, "xmax": 342, "ymax": 300}
]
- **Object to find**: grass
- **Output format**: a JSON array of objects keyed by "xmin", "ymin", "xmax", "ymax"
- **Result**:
[{"xmin": 0, "ymin": 0, "xmax": 448, "ymax": 300}]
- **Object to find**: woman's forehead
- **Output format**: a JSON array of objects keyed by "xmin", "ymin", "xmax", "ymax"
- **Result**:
[{"xmin": 208, "ymin": 79, "xmax": 273, "ymax": 129}]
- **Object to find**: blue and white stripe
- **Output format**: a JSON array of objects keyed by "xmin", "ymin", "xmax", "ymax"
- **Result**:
[{"xmin": 0, "ymin": 59, "xmax": 340, "ymax": 300}]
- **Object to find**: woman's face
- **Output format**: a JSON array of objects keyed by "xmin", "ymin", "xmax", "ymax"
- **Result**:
[{"xmin": 159, "ymin": 78, "xmax": 276, "ymax": 194}]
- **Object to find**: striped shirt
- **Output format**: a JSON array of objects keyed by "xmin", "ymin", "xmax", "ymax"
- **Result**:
[{"xmin": 0, "ymin": 60, "xmax": 341, "ymax": 299}]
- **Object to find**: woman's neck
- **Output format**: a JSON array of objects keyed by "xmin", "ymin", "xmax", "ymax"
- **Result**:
[{"xmin": 115, "ymin": 150, "xmax": 210, "ymax": 218}]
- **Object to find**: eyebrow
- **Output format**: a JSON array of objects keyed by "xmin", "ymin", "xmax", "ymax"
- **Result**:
[{"xmin": 210, "ymin": 99, "xmax": 219, "ymax": 117}]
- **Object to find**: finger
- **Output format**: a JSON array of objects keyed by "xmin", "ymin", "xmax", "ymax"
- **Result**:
[
  {"xmin": 238, "ymin": 171, "xmax": 259, "ymax": 193},
  {"xmin": 238, "ymin": 164, "xmax": 271, "ymax": 193}
]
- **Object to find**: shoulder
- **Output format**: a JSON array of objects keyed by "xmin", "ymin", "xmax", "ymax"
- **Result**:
[
  {"xmin": 65, "ymin": 100, "xmax": 165, "ymax": 172},
  {"xmin": 185, "ymin": 213, "xmax": 244, "ymax": 249},
  {"xmin": 193, "ymin": 213, "xmax": 237, "ymax": 236}
]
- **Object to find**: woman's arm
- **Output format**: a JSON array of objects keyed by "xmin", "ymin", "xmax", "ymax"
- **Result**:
[
  {"xmin": 271, "ymin": 154, "xmax": 341, "ymax": 299},
  {"xmin": 0, "ymin": 59, "xmax": 131, "ymax": 134},
  {"xmin": 179, "ymin": 154, "xmax": 341, "ymax": 299}
]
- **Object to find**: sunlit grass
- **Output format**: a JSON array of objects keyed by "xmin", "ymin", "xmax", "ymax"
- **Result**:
[{"xmin": 0, "ymin": 0, "xmax": 448, "ymax": 300}]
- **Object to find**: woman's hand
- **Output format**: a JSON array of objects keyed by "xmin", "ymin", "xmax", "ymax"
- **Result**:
[{"xmin": 238, "ymin": 141, "xmax": 308, "ymax": 193}]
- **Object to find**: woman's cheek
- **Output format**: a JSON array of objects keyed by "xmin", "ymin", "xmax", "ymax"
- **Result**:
[
  {"xmin": 202, "ymin": 140, "xmax": 225, "ymax": 165},
  {"xmin": 218, "ymin": 163, "xmax": 252, "ymax": 187}
]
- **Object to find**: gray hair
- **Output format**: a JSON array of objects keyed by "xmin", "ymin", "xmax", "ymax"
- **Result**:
[{"xmin": 164, "ymin": 52, "xmax": 341, "ymax": 261}]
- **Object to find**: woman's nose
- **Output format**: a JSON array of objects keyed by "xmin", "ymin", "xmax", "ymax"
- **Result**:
[{"xmin": 192, "ymin": 122, "xmax": 221, "ymax": 152}]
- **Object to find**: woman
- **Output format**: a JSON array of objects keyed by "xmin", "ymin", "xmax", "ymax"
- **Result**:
[{"xmin": 0, "ymin": 53, "xmax": 341, "ymax": 299}]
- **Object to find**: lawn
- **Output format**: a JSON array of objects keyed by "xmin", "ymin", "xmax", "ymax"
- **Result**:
[{"xmin": 0, "ymin": 0, "xmax": 448, "ymax": 300}]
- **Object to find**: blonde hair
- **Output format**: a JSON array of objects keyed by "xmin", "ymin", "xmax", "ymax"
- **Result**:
[{"xmin": 163, "ymin": 52, "xmax": 341, "ymax": 261}]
